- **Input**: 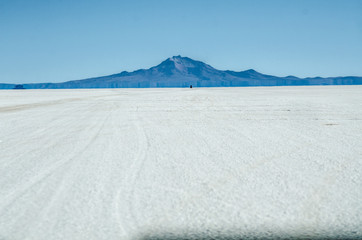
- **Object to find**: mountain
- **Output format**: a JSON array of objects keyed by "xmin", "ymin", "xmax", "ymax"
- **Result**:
[
  {"xmin": 0, "ymin": 83, "xmax": 16, "ymax": 89},
  {"xmin": 2, "ymin": 56, "xmax": 362, "ymax": 89}
]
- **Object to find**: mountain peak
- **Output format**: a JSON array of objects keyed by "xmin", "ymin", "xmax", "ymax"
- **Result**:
[
  {"xmin": 167, "ymin": 55, "xmax": 194, "ymax": 72},
  {"xmin": 147, "ymin": 56, "xmax": 216, "ymax": 78},
  {"xmin": 169, "ymin": 55, "xmax": 182, "ymax": 60},
  {"xmin": 167, "ymin": 55, "xmax": 196, "ymax": 65}
]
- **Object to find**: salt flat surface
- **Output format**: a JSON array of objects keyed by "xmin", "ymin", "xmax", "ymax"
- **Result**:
[{"xmin": 0, "ymin": 86, "xmax": 361, "ymax": 239}]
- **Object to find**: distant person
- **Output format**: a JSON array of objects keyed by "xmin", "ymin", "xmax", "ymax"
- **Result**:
[{"xmin": 190, "ymin": 85, "xmax": 192, "ymax": 88}]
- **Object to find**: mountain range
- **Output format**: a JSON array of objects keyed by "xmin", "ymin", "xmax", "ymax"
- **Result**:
[{"xmin": 1, "ymin": 56, "xmax": 362, "ymax": 89}]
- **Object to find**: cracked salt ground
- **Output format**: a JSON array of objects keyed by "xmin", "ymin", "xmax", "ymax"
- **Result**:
[{"xmin": 0, "ymin": 86, "xmax": 361, "ymax": 240}]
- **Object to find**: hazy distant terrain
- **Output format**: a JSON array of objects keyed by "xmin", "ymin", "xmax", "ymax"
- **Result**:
[
  {"xmin": 2, "ymin": 56, "xmax": 362, "ymax": 89},
  {"xmin": 0, "ymin": 86, "xmax": 361, "ymax": 239}
]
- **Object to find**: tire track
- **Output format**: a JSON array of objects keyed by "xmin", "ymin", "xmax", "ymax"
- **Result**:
[
  {"xmin": 114, "ymin": 106, "xmax": 149, "ymax": 238},
  {"xmin": 0, "ymin": 93, "xmax": 120, "ymax": 113},
  {"xmin": 0, "ymin": 101, "xmax": 113, "ymax": 215},
  {"xmin": 0, "ymin": 102, "xmax": 91, "ymax": 169},
  {"xmin": 25, "ymin": 100, "xmax": 119, "ymax": 239}
]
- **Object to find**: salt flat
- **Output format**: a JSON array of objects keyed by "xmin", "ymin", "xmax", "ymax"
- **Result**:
[{"xmin": 0, "ymin": 86, "xmax": 361, "ymax": 239}]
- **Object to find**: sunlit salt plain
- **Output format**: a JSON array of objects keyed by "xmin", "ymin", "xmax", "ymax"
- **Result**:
[{"xmin": 0, "ymin": 86, "xmax": 361, "ymax": 239}]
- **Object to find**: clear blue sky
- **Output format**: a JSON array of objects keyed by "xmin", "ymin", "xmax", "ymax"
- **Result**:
[{"xmin": 1, "ymin": 0, "xmax": 362, "ymax": 84}]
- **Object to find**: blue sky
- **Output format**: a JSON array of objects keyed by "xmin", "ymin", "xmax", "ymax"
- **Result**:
[{"xmin": 1, "ymin": 0, "xmax": 362, "ymax": 84}]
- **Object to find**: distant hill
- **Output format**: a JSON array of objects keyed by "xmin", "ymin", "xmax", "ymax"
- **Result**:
[
  {"xmin": 2, "ymin": 56, "xmax": 362, "ymax": 89},
  {"xmin": 0, "ymin": 83, "xmax": 16, "ymax": 89}
]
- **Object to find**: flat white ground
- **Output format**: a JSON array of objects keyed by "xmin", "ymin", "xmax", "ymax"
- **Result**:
[{"xmin": 0, "ymin": 86, "xmax": 361, "ymax": 239}]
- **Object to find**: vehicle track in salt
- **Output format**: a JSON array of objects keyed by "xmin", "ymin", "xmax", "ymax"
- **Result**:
[
  {"xmin": 23, "ymin": 99, "xmax": 123, "ymax": 239},
  {"xmin": 0, "ymin": 93, "xmax": 120, "ymax": 113},
  {"xmin": 0, "ymin": 100, "xmax": 113, "ymax": 215},
  {"xmin": 0, "ymin": 101, "xmax": 90, "ymax": 170},
  {"xmin": 114, "ymin": 105, "xmax": 150, "ymax": 238}
]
